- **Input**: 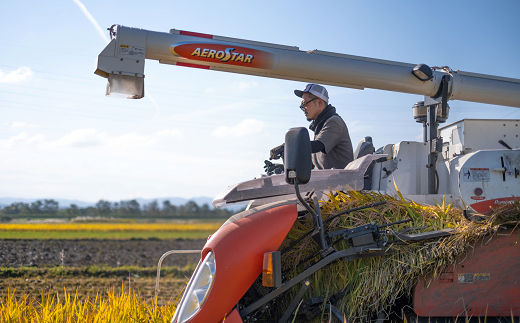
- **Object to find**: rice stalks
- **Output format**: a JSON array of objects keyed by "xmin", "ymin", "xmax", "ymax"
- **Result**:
[
  {"xmin": 278, "ymin": 191, "xmax": 520, "ymax": 322},
  {"xmin": 0, "ymin": 283, "xmax": 176, "ymax": 322}
]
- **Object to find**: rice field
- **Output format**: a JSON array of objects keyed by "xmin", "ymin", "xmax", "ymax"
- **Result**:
[
  {"xmin": 0, "ymin": 285, "xmax": 178, "ymax": 322},
  {"xmin": 0, "ymin": 265, "xmax": 192, "ymax": 313},
  {"xmin": 0, "ymin": 223, "xmax": 210, "ymax": 321},
  {"xmin": 2, "ymin": 192, "xmax": 518, "ymax": 322},
  {"xmin": 0, "ymin": 222, "xmax": 223, "ymax": 239}
]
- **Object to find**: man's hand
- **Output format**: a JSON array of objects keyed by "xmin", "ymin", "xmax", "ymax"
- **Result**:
[
  {"xmin": 264, "ymin": 160, "xmax": 284, "ymax": 176},
  {"xmin": 269, "ymin": 143, "xmax": 285, "ymax": 160}
]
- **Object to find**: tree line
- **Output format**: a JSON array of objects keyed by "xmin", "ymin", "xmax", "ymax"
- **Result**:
[{"xmin": 0, "ymin": 199, "xmax": 239, "ymax": 220}]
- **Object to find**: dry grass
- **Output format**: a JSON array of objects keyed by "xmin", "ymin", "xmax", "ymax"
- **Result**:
[
  {"xmin": 0, "ymin": 276, "xmax": 185, "ymax": 307},
  {"xmin": 279, "ymin": 190, "xmax": 520, "ymax": 322},
  {"xmin": 0, "ymin": 284, "xmax": 177, "ymax": 322}
]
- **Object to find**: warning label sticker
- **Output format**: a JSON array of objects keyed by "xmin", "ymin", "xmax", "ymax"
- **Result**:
[
  {"xmin": 119, "ymin": 46, "xmax": 145, "ymax": 57},
  {"xmin": 458, "ymin": 273, "xmax": 490, "ymax": 283},
  {"xmin": 462, "ymin": 168, "xmax": 490, "ymax": 182}
]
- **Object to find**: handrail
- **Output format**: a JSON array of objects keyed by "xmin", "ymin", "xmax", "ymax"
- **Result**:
[{"xmin": 155, "ymin": 250, "xmax": 201, "ymax": 297}]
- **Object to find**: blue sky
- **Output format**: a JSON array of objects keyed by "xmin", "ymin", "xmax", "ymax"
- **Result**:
[{"xmin": 1, "ymin": 0, "xmax": 519, "ymax": 203}]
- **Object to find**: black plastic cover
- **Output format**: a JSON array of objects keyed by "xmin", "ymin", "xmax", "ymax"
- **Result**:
[
  {"xmin": 284, "ymin": 127, "xmax": 312, "ymax": 185},
  {"xmin": 412, "ymin": 63, "xmax": 433, "ymax": 81}
]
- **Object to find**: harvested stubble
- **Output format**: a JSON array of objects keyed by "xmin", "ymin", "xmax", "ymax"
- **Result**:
[
  {"xmin": 278, "ymin": 190, "xmax": 520, "ymax": 322},
  {"xmin": 0, "ymin": 284, "xmax": 177, "ymax": 322}
]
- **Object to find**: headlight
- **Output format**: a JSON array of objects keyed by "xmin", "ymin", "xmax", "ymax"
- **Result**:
[{"xmin": 173, "ymin": 251, "xmax": 216, "ymax": 323}]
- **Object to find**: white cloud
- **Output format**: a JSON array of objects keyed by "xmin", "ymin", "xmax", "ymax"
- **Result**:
[
  {"xmin": 2, "ymin": 128, "xmax": 183, "ymax": 150},
  {"xmin": 212, "ymin": 119, "xmax": 265, "ymax": 138},
  {"xmin": 235, "ymin": 81, "xmax": 258, "ymax": 91},
  {"xmin": 51, "ymin": 128, "xmax": 106, "ymax": 148},
  {"xmin": 4, "ymin": 132, "xmax": 44, "ymax": 149},
  {"xmin": 105, "ymin": 130, "xmax": 181, "ymax": 150},
  {"xmin": 0, "ymin": 67, "xmax": 33, "ymax": 84},
  {"xmin": 154, "ymin": 129, "xmax": 183, "ymax": 138},
  {"xmin": 11, "ymin": 122, "xmax": 38, "ymax": 129},
  {"xmin": 346, "ymin": 120, "xmax": 373, "ymax": 134},
  {"xmin": 204, "ymin": 81, "xmax": 257, "ymax": 94},
  {"xmin": 12, "ymin": 122, "xmax": 30, "ymax": 128}
]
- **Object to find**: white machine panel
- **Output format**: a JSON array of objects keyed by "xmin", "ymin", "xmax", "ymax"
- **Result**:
[
  {"xmin": 449, "ymin": 150, "xmax": 520, "ymax": 214},
  {"xmin": 376, "ymin": 141, "xmax": 429, "ymax": 196},
  {"xmin": 440, "ymin": 119, "xmax": 520, "ymax": 159}
]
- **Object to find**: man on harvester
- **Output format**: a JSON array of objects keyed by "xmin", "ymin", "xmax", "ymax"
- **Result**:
[{"xmin": 265, "ymin": 84, "xmax": 354, "ymax": 175}]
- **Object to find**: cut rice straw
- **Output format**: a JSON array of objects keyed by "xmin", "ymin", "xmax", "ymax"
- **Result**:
[{"xmin": 277, "ymin": 190, "xmax": 520, "ymax": 322}]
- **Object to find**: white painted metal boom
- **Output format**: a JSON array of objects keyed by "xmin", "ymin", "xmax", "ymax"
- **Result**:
[{"xmin": 95, "ymin": 25, "xmax": 520, "ymax": 108}]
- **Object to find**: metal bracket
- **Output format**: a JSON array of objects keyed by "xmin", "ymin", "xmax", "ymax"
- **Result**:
[
  {"xmin": 431, "ymin": 137, "xmax": 443, "ymax": 153},
  {"xmin": 381, "ymin": 159, "xmax": 398, "ymax": 179},
  {"xmin": 278, "ymin": 280, "xmax": 311, "ymax": 323},
  {"xmin": 311, "ymin": 196, "xmax": 329, "ymax": 253},
  {"xmin": 155, "ymin": 250, "xmax": 201, "ymax": 297},
  {"xmin": 390, "ymin": 228, "xmax": 454, "ymax": 243}
]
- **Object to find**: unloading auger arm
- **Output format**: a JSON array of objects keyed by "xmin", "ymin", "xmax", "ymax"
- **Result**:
[{"xmin": 95, "ymin": 25, "xmax": 520, "ymax": 108}]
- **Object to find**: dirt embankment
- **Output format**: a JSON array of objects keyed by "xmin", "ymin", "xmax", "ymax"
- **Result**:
[{"xmin": 0, "ymin": 239, "xmax": 206, "ymax": 268}]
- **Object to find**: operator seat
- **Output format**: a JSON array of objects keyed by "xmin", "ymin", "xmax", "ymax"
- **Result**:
[
  {"xmin": 354, "ymin": 136, "xmax": 375, "ymax": 190},
  {"xmin": 354, "ymin": 136, "xmax": 375, "ymax": 159}
]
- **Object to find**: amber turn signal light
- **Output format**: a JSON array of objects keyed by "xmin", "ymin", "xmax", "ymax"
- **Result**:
[{"xmin": 262, "ymin": 251, "xmax": 282, "ymax": 288}]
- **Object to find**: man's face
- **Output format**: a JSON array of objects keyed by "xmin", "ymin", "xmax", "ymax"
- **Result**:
[{"xmin": 301, "ymin": 93, "xmax": 322, "ymax": 121}]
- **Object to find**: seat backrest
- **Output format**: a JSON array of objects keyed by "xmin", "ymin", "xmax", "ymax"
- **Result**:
[{"xmin": 354, "ymin": 136, "xmax": 375, "ymax": 159}]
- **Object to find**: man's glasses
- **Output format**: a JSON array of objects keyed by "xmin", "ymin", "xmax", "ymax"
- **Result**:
[{"xmin": 299, "ymin": 98, "xmax": 318, "ymax": 111}]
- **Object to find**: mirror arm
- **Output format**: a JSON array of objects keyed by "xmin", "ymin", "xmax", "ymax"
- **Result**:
[
  {"xmin": 293, "ymin": 179, "xmax": 317, "ymax": 218},
  {"xmin": 294, "ymin": 179, "xmax": 331, "ymax": 253},
  {"xmin": 313, "ymin": 195, "xmax": 329, "ymax": 251}
]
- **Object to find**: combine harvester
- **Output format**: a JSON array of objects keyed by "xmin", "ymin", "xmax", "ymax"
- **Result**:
[{"xmin": 95, "ymin": 25, "xmax": 520, "ymax": 323}]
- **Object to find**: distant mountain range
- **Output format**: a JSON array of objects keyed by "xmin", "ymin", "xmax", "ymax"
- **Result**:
[{"xmin": 0, "ymin": 197, "xmax": 246, "ymax": 212}]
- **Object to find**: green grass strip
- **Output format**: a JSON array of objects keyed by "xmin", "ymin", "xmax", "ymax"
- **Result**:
[{"xmin": 0, "ymin": 264, "xmax": 197, "ymax": 279}]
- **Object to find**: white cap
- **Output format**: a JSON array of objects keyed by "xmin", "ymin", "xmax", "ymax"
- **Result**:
[{"xmin": 294, "ymin": 84, "xmax": 329, "ymax": 103}]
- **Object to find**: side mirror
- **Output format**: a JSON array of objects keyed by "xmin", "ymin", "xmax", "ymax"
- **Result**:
[{"xmin": 284, "ymin": 127, "xmax": 312, "ymax": 185}]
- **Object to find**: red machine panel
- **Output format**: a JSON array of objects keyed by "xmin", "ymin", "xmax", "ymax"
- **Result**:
[
  {"xmin": 414, "ymin": 229, "xmax": 520, "ymax": 317},
  {"xmin": 221, "ymin": 309, "xmax": 242, "ymax": 323},
  {"xmin": 189, "ymin": 203, "xmax": 297, "ymax": 323}
]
